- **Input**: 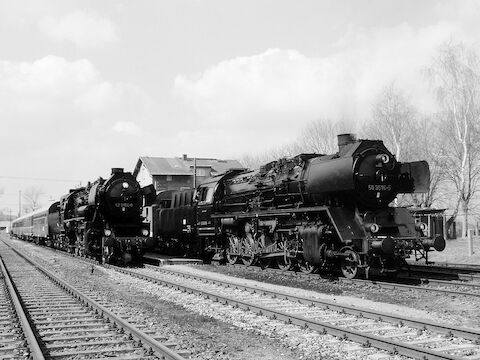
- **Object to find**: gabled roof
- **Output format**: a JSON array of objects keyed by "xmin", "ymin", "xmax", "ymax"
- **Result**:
[{"xmin": 133, "ymin": 156, "xmax": 244, "ymax": 177}]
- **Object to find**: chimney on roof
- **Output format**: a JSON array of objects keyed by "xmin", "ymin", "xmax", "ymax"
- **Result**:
[{"xmin": 182, "ymin": 154, "xmax": 187, "ymax": 160}]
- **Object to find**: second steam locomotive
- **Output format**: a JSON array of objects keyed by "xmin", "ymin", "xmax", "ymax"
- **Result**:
[
  {"xmin": 146, "ymin": 134, "xmax": 446, "ymax": 278},
  {"xmin": 12, "ymin": 168, "xmax": 153, "ymax": 265}
]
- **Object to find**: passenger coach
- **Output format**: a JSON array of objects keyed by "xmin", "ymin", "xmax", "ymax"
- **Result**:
[{"xmin": 11, "ymin": 202, "xmax": 61, "ymax": 244}]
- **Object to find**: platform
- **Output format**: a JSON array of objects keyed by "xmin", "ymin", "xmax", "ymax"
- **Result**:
[{"xmin": 143, "ymin": 252, "xmax": 203, "ymax": 266}]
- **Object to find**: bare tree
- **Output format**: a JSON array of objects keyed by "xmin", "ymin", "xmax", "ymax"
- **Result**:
[
  {"xmin": 397, "ymin": 115, "xmax": 447, "ymax": 208},
  {"xmin": 240, "ymin": 153, "xmax": 269, "ymax": 170},
  {"xmin": 241, "ymin": 118, "xmax": 349, "ymax": 170},
  {"xmin": 240, "ymin": 141, "xmax": 303, "ymax": 170},
  {"xmin": 22, "ymin": 186, "xmax": 44, "ymax": 212},
  {"xmin": 414, "ymin": 115, "xmax": 447, "ymax": 207},
  {"xmin": 427, "ymin": 41, "xmax": 480, "ymax": 236},
  {"xmin": 299, "ymin": 119, "xmax": 340, "ymax": 154},
  {"xmin": 364, "ymin": 82, "xmax": 416, "ymax": 161}
]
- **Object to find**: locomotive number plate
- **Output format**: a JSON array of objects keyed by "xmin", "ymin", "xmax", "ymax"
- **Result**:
[
  {"xmin": 368, "ymin": 184, "xmax": 392, "ymax": 191},
  {"xmin": 115, "ymin": 202, "xmax": 134, "ymax": 207}
]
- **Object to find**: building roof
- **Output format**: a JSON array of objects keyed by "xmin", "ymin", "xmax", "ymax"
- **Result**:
[{"xmin": 133, "ymin": 156, "xmax": 244, "ymax": 177}]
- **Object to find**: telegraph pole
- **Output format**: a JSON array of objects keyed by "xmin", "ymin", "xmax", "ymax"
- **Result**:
[
  {"xmin": 18, "ymin": 190, "xmax": 21, "ymax": 217},
  {"xmin": 193, "ymin": 157, "xmax": 197, "ymax": 189}
]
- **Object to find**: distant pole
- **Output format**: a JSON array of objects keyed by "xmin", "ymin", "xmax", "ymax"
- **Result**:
[
  {"xmin": 443, "ymin": 214, "xmax": 448, "ymax": 240},
  {"xmin": 467, "ymin": 229, "xmax": 474, "ymax": 256},
  {"xmin": 18, "ymin": 190, "xmax": 21, "ymax": 217},
  {"xmin": 193, "ymin": 157, "xmax": 197, "ymax": 189}
]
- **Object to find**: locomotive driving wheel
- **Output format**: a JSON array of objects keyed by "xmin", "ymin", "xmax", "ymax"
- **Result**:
[
  {"xmin": 241, "ymin": 233, "xmax": 256, "ymax": 266},
  {"xmin": 257, "ymin": 234, "xmax": 272, "ymax": 269},
  {"xmin": 277, "ymin": 253, "xmax": 292, "ymax": 271},
  {"xmin": 226, "ymin": 235, "xmax": 240, "ymax": 265},
  {"xmin": 276, "ymin": 240, "xmax": 293, "ymax": 271},
  {"xmin": 340, "ymin": 249, "xmax": 360, "ymax": 279}
]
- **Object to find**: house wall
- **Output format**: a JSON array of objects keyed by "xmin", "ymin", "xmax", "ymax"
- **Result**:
[
  {"xmin": 136, "ymin": 159, "xmax": 226, "ymax": 193},
  {"xmin": 137, "ymin": 164, "xmax": 153, "ymax": 188},
  {"xmin": 154, "ymin": 175, "xmax": 193, "ymax": 191}
]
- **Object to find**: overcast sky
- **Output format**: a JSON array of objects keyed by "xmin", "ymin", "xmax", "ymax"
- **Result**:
[{"xmin": 1, "ymin": 0, "xmax": 480, "ymax": 213}]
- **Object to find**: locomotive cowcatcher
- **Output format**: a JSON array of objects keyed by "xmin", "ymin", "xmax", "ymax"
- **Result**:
[{"xmin": 148, "ymin": 134, "xmax": 446, "ymax": 278}]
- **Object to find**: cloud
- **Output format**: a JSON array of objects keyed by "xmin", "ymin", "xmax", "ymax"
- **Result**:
[
  {"xmin": 173, "ymin": 30, "xmax": 448, "ymax": 127},
  {"xmin": 112, "ymin": 121, "xmax": 143, "ymax": 136},
  {"xmin": 0, "ymin": 55, "xmax": 98, "ymax": 115},
  {"xmin": 39, "ymin": 10, "xmax": 118, "ymax": 47},
  {"xmin": 75, "ymin": 80, "xmax": 151, "ymax": 116},
  {"xmin": 173, "ymin": 11, "xmax": 480, "ymax": 154},
  {"xmin": 0, "ymin": 55, "xmax": 151, "ymax": 140},
  {"xmin": 174, "ymin": 49, "xmax": 330, "ymax": 121}
]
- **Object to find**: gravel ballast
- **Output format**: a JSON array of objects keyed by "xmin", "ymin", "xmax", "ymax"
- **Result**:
[{"xmin": 7, "ymin": 236, "xmax": 478, "ymax": 359}]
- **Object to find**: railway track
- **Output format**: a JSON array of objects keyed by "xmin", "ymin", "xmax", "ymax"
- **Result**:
[
  {"xmin": 0, "ymin": 251, "xmax": 44, "ymax": 359},
  {"xmin": 107, "ymin": 264, "xmax": 480, "ymax": 360},
  {"xmin": 0, "ymin": 240, "xmax": 187, "ymax": 360},
  {"xmin": 222, "ymin": 262, "xmax": 480, "ymax": 299}
]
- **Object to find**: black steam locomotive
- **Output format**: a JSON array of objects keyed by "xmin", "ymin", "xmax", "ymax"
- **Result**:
[
  {"xmin": 146, "ymin": 134, "xmax": 445, "ymax": 278},
  {"xmin": 12, "ymin": 168, "xmax": 153, "ymax": 265}
]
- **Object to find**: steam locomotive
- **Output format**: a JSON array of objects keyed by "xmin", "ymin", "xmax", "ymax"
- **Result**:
[
  {"xmin": 11, "ymin": 168, "xmax": 154, "ymax": 265},
  {"xmin": 146, "ymin": 134, "xmax": 445, "ymax": 278}
]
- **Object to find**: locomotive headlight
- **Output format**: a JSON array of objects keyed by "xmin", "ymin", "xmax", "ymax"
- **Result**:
[
  {"xmin": 104, "ymin": 229, "xmax": 112, "ymax": 236},
  {"xmin": 142, "ymin": 229, "xmax": 149, "ymax": 236},
  {"xmin": 365, "ymin": 223, "xmax": 379, "ymax": 233},
  {"xmin": 376, "ymin": 154, "xmax": 390, "ymax": 164},
  {"xmin": 415, "ymin": 222, "xmax": 428, "ymax": 232},
  {"xmin": 122, "ymin": 182, "xmax": 129, "ymax": 189}
]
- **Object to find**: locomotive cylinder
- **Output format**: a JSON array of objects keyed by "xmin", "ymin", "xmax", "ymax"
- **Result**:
[{"xmin": 370, "ymin": 237, "xmax": 395, "ymax": 254}]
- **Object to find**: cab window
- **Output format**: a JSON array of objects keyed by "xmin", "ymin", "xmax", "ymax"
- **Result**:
[
  {"xmin": 197, "ymin": 185, "xmax": 215, "ymax": 205},
  {"xmin": 205, "ymin": 187, "xmax": 214, "ymax": 203}
]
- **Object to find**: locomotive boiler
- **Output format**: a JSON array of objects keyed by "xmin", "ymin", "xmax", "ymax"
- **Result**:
[
  {"xmin": 153, "ymin": 134, "xmax": 445, "ymax": 278},
  {"xmin": 58, "ymin": 168, "xmax": 152, "ymax": 264}
]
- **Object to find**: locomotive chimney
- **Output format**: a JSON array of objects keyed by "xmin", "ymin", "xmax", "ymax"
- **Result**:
[
  {"xmin": 337, "ymin": 134, "xmax": 357, "ymax": 152},
  {"xmin": 183, "ymin": 154, "xmax": 188, "ymax": 160},
  {"xmin": 111, "ymin": 168, "xmax": 124, "ymax": 175}
]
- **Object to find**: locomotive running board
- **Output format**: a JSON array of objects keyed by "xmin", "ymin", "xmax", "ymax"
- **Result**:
[{"xmin": 210, "ymin": 206, "xmax": 331, "ymax": 219}]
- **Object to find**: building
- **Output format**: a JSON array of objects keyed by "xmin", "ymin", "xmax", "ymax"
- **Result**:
[
  {"xmin": 0, "ymin": 220, "xmax": 11, "ymax": 233},
  {"xmin": 133, "ymin": 155, "xmax": 244, "ymax": 193},
  {"xmin": 410, "ymin": 208, "xmax": 447, "ymax": 239}
]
